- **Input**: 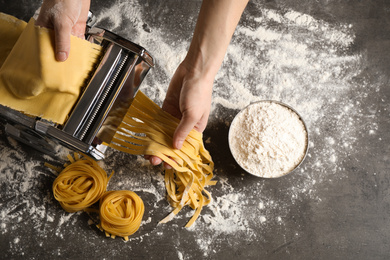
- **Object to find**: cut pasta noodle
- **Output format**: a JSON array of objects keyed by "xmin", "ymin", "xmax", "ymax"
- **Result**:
[
  {"xmin": 97, "ymin": 190, "xmax": 145, "ymax": 241},
  {"xmin": 52, "ymin": 153, "xmax": 113, "ymax": 212},
  {"xmin": 108, "ymin": 91, "xmax": 216, "ymax": 227}
]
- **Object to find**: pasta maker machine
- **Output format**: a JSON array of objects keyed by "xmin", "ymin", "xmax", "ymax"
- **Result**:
[{"xmin": 0, "ymin": 22, "xmax": 154, "ymax": 160}]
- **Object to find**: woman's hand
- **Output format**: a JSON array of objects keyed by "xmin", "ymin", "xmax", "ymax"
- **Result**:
[
  {"xmin": 146, "ymin": 0, "xmax": 248, "ymax": 168},
  {"xmin": 163, "ymin": 61, "xmax": 213, "ymax": 150},
  {"xmin": 146, "ymin": 60, "xmax": 214, "ymax": 167},
  {"xmin": 36, "ymin": 0, "xmax": 91, "ymax": 61}
]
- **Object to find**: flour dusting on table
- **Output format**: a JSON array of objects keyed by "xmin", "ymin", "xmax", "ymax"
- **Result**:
[
  {"xmin": 1, "ymin": 1, "xmax": 374, "ymax": 258},
  {"xmin": 97, "ymin": 4, "xmax": 362, "ymax": 255}
]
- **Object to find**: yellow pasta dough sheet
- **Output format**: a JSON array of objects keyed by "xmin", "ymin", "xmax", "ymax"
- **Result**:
[
  {"xmin": 0, "ymin": 17, "xmax": 102, "ymax": 124},
  {"xmin": 0, "ymin": 12, "xmax": 27, "ymax": 68}
]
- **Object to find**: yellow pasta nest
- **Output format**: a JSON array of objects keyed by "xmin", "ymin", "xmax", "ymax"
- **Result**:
[
  {"xmin": 51, "ymin": 153, "xmax": 144, "ymax": 240},
  {"xmin": 109, "ymin": 91, "xmax": 216, "ymax": 227},
  {"xmin": 97, "ymin": 190, "xmax": 145, "ymax": 241},
  {"xmin": 52, "ymin": 154, "xmax": 113, "ymax": 212}
]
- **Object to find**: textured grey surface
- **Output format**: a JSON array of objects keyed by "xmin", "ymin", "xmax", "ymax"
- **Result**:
[{"xmin": 1, "ymin": 0, "xmax": 390, "ymax": 259}]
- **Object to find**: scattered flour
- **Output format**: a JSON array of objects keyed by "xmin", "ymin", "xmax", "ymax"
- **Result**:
[
  {"xmin": 1, "ymin": 1, "xmax": 377, "ymax": 259},
  {"xmin": 201, "ymin": 193, "xmax": 248, "ymax": 234}
]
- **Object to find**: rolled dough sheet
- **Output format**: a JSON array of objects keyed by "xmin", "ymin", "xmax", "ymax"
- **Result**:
[
  {"xmin": 0, "ymin": 12, "xmax": 27, "ymax": 68},
  {"xmin": 0, "ymin": 17, "xmax": 102, "ymax": 124}
]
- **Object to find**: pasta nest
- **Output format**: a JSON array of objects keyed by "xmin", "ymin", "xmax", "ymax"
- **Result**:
[
  {"xmin": 97, "ymin": 190, "xmax": 145, "ymax": 241},
  {"xmin": 52, "ymin": 156, "xmax": 112, "ymax": 212}
]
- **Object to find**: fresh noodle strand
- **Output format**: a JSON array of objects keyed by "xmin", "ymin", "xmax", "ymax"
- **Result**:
[{"xmin": 108, "ymin": 91, "xmax": 216, "ymax": 227}]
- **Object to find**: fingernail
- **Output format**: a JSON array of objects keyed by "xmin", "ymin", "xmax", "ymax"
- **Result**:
[
  {"xmin": 164, "ymin": 164, "xmax": 172, "ymax": 170},
  {"xmin": 175, "ymin": 140, "xmax": 183, "ymax": 150},
  {"xmin": 152, "ymin": 157, "xmax": 162, "ymax": 165},
  {"xmin": 151, "ymin": 157, "xmax": 157, "ymax": 165},
  {"xmin": 57, "ymin": 52, "xmax": 67, "ymax": 62}
]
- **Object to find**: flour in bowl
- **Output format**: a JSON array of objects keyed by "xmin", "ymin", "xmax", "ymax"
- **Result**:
[{"xmin": 229, "ymin": 101, "xmax": 308, "ymax": 178}]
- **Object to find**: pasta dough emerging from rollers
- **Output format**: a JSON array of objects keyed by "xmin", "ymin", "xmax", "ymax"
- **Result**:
[
  {"xmin": 52, "ymin": 154, "xmax": 113, "ymax": 212},
  {"xmin": 98, "ymin": 190, "xmax": 145, "ymax": 241},
  {"xmin": 0, "ymin": 17, "xmax": 102, "ymax": 124},
  {"xmin": 109, "ymin": 91, "xmax": 216, "ymax": 227}
]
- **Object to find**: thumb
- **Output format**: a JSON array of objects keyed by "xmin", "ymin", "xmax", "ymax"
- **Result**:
[{"xmin": 53, "ymin": 20, "xmax": 72, "ymax": 62}]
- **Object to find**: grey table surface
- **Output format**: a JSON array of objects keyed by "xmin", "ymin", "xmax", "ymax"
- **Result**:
[{"xmin": 1, "ymin": 0, "xmax": 390, "ymax": 259}]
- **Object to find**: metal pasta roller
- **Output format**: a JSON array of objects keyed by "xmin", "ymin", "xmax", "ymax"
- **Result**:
[{"xmin": 0, "ymin": 23, "xmax": 154, "ymax": 160}]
